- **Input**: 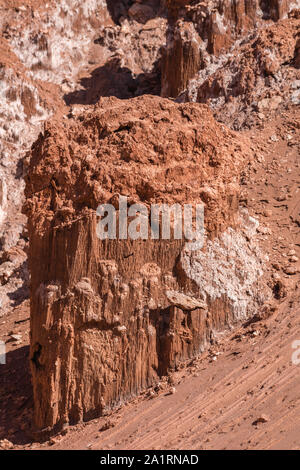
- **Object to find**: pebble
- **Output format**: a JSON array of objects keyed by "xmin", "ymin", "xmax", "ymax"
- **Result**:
[
  {"xmin": 284, "ymin": 266, "xmax": 299, "ymax": 275},
  {"xmin": 263, "ymin": 209, "xmax": 272, "ymax": 217},
  {"xmin": 257, "ymin": 226, "xmax": 271, "ymax": 235},
  {"xmin": 252, "ymin": 415, "xmax": 269, "ymax": 425},
  {"xmin": 276, "ymin": 194, "xmax": 287, "ymax": 202},
  {"xmin": 0, "ymin": 439, "xmax": 14, "ymax": 449},
  {"xmin": 10, "ymin": 334, "xmax": 22, "ymax": 341}
]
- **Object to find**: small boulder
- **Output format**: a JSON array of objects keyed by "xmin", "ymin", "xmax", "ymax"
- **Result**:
[
  {"xmin": 252, "ymin": 415, "xmax": 269, "ymax": 426},
  {"xmin": 166, "ymin": 290, "xmax": 206, "ymax": 311}
]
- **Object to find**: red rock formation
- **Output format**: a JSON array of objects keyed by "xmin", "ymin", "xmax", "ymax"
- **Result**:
[
  {"xmin": 161, "ymin": 22, "xmax": 203, "ymax": 98},
  {"xmin": 0, "ymin": 0, "xmax": 167, "ymax": 313},
  {"xmin": 24, "ymin": 95, "xmax": 269, "ymax": 434},
  {"xmin": 295, "ymin": 38, "xmax": 300, "ymax": 68},
  {"xmin": 193, "ymin": 18, "xmax": 300, "ymax": 129},
  {"xmin": 2, "ymin": 0, "xmax": 289, "ymax": 441},
  {"xmin": 265, "ymin": 0, "xmax": 289, "ymax": 21},
  {"xmin": 162, "ymin": 0, "xmax": 295, "ymax": 97}
]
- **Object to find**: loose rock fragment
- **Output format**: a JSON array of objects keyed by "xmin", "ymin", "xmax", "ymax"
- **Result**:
[{"xmin": 252, "ymin": 415, "xmax": 269, "ymax": 425}]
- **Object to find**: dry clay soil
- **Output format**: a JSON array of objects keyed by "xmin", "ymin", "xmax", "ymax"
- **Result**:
[{"xmin": 0, "ymin": 104, "xmax": 300, "ymax": 450}]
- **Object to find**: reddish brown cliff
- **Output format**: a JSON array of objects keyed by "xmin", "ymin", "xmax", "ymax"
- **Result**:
[
  {"xmin": 162, "ymin": 0, "xmax": 295, "ymax": 98},
  {"xmin": 193, "ymin": 17, "xmax": 300, "ymax": 129},
  {"xmin": 0, "ymin": 0, "xmax": 167, "ymax": 313},
  {"xmin": 24, "ymin": 95, "xmax": 270, "ymax": 434}
]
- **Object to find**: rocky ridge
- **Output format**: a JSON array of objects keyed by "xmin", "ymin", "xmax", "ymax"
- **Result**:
[
  {"xmin": 0, "ymin": 0, "xmax": 299, "ymax": 441},
  {"xmin": 24, "ymin": 95, "xmax": 271, "ymax": 433},
  {"xmin": 162, "ymin": 0, "xmax": 300, "ymax": 98}
]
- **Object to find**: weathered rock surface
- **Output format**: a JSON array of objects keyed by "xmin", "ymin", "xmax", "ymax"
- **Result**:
[
  {"xmin": 24, "ymin": 95, "xmax": 270, "ymax": 433},
  {"xmin": 162, "ymin": 0, "xmax": 299, "ymax": 99},
  {"xmin": 184, "ymin": 16, "xmax": 300, "ymax": 129},
  {"xmin": 0, "ymin": 36, "xmax": 55, "ymax": 311},
  {"xmin": 0, "ymin": 0, "xmax": 167, "ymax": 313},
  {"xmin": 2, "ymin": 0, "xmax": 298, "ymax": 317},
  {"xmin": 1, "ymin": 0, "xmax": 296, "ymax": 442}
]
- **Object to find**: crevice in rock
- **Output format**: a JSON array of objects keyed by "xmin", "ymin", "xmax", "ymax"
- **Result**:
[{"xmin": 31, "ymin": 343, "xmax": 42, "ymax": 370}]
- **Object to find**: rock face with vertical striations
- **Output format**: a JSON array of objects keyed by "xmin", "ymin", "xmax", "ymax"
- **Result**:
[
  {"xmin": 0, "ymin": 0, "xmax": 167, "ymax": 314},
  {"xmin": 3, "ymin": 0, "xmax": 298, "ymax": 443},
  {"xmin": 161, "ymin": 0, "xmax": 296, "ymax": 98},
  {"xmin": 24, "ymin": 95, "xmax": 270, "ymax": 434},
  {"xmin": 186, "ymin": 16, "xmax": 300, "ymax": 129}
]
